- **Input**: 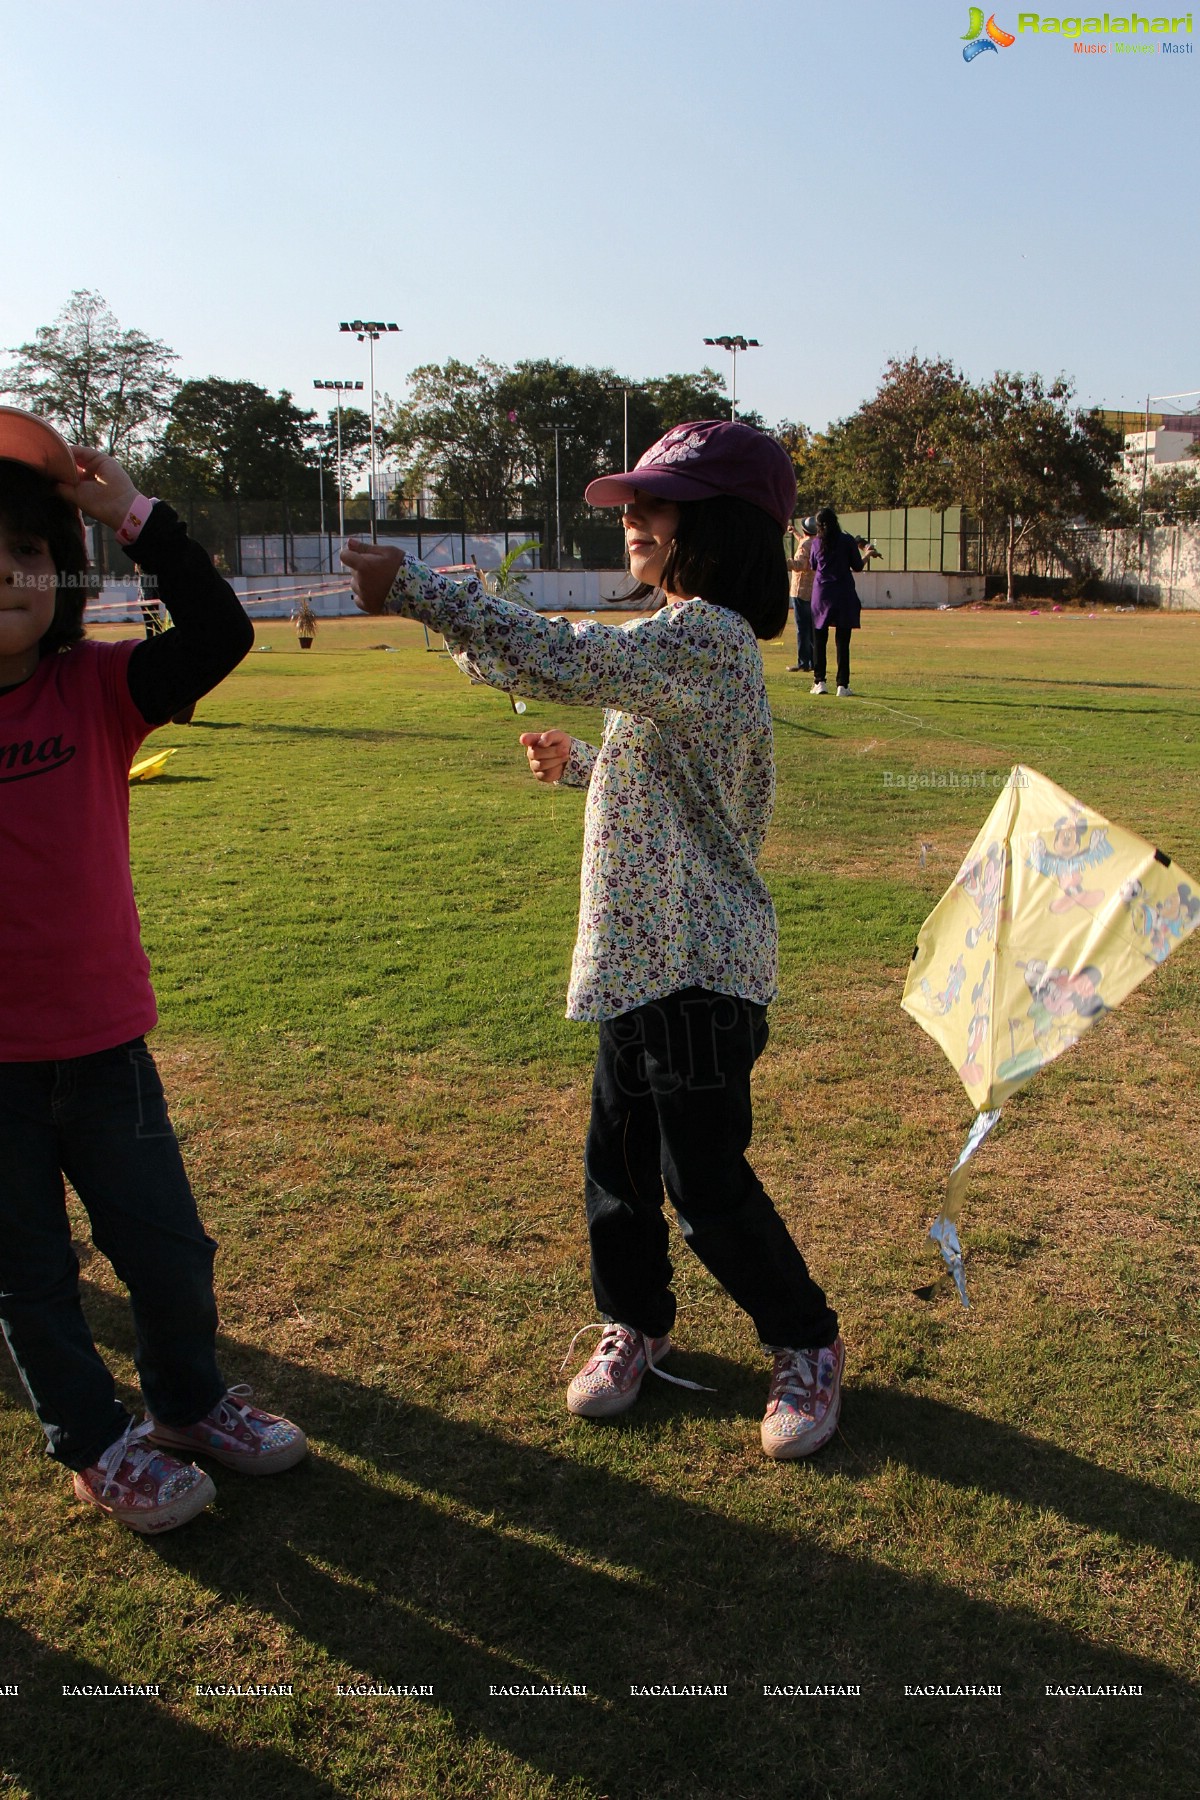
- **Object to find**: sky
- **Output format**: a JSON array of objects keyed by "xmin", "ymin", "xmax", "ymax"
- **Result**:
[{"xmin": 2, "ymin": 0, "xmax": 1197, "ymax": 437}]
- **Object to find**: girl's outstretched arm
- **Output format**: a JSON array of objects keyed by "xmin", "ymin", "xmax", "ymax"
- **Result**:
[{"xmin": 342, "ymin": 541, "xmax": 725, "ymax": 721}]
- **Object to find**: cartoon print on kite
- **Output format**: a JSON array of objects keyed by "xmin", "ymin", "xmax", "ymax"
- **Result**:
[
  {"xmin": 1027, "ymin": 812, "xmax": 1113, "ymax": 915},
  {"xmin": 956, "ymin": 841, "xmax": 1004, "ymax": 947},
  {"xmin": 1023, "ymin": 958, "xmax": 1108, "ymax": 1045},
  {"xmin": 1123, "ymin": 877, "xmax": 1200, "ymax": 964},
  {"xmin": 921, "ymin": 954, "xmax": 967, "ymax": 1018},
  {"xmin": 958, "ymin": 963, "xmax": 991, "ymax": 1088},
  {"xmin": 995, "ymin": 959, "xmax": 1108, "ymax": 1085}
]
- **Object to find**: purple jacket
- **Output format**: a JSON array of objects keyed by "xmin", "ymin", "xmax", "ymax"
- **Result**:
[{"xmin": 809, "ymin": 532, "xmax": 864, "ymax": 631}]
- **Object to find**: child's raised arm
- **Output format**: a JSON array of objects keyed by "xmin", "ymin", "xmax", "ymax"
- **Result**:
[{"xmin": 68, "ymin": 447, "xmax": 254, "ymax": 724}]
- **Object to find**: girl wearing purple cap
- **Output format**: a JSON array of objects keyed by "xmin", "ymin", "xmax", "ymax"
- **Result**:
[
  {"xmin": 0, "ymin": 415, "xmax": 306, "ymax": 1534},
  {"xmin": 344, "ymin": 419, "xmax": 843, "ymax": 1459}
]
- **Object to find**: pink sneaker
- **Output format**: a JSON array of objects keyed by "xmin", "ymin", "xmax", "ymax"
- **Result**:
[
  {"xmin": 148, "ymin": 1386, "xmax": 307, "ymax": 1475},
  {"xmin": 562, "ymin": 1322, "xmax": 682, "ymax": 1418},
  {"xmin": 760, "ymin": 1337, "xmax": 845, "ymax": 1460},
  {"xmin": 73, "ymin": 1419, "xmax": 215, "ymax": 1534}
]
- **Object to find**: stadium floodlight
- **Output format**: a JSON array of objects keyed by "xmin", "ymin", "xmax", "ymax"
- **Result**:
[
  {"xmin": 703, "ymin": 335, "xmax": 760, "ymax": 421},
  {"xmin": 313, "ymin": 379, "xmax": 366, "ymax": 541},
  {"xmin": 338, "ymin": 320, "xmax": 401, "ymax": 541}
]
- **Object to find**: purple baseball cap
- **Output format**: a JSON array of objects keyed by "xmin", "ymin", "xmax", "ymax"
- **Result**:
[{"xmin": 585, "ymin": 419, "xmax": 797, "ymax": 530}]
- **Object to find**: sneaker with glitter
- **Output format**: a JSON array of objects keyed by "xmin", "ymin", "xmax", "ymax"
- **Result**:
[
  {"xmin": 760, "ymin": 1337, "xmax": 845, "ymax": 1459},
  {"xmin": 73, "ymin": 1418, "xmax": 216, "ymax": 1534},
  {"xmin": 562, "ymin": 1323, "xmax": 676, "ymax": 1418},
  {"xmin": 148, "ymin": 1386, "xmax": 307, "ymax": 1475}
]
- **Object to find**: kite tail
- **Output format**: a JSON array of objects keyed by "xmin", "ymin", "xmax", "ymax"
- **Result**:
[{"xmin": 928, "ymin": 1107, "xmax": 1003, "ymax": 1307}]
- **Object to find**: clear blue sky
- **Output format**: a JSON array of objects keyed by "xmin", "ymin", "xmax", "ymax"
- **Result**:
[{"xmin": 3, "ymin": 0, "xmax": 1197, "ymax": 435}]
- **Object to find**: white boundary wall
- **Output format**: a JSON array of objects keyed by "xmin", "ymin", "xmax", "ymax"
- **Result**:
[{"xmin": 86, "ymin": 567, "xmax": 987, "ymax": 623}]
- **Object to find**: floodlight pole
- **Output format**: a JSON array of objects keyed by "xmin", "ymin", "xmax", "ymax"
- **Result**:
[
  {"xmin": 313, "ymin": 378, "xmax": 364, "ymax": 543},
  {"xmin": 704, "ymin": 334, "xmax": 760, "ymax": 421},
  {"xmin": 554, "ymin": 426, "xmax": 562, "ymax": 569},
  {"xmin": 338, "ymin": 320, "xmax": 400, "ymax": 542},
  {"xmin": 1136, "ymin": 386, "xmax": 1200, "ymax": 604},
  {"xmin": 335, "ymin": 400, "xmax": 343, "ymax": 542}
]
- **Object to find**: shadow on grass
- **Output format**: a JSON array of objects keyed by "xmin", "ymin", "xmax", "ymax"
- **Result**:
[
  {"xmin": 2, "ymin": 1286, "xmax": 1192, "ymax": 1800},
  {"xmin": 129, "ymin": 775, "xmax": 212, "ymax": 786},
  {"xmin": 902, "ymin": 693, "xmax": 1200, "ymax": 722},
  {"xmin": 768, "ymin": 712, "xmax": 834, "ymax": 739},
  {"xmin": 952, "ymin": 674, "xmax": 1192, "ymax": 694},
  {"xmin": 840, "ymin": 1386, "xmax": 1200, "ymax": 1568},
  {"xmin": 236, "ymin": 722, "xmax": 476, "ymax": 745},
  {"xmin": 0, "ymin": 1620, "xmax": 342, "ymax": 1800}
]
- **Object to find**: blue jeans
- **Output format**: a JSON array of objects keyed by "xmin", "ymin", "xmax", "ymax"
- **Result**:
[
  {"xmin": 0, "ymin": 1039, "xmax": 225, "ymax": 1470},
  {"xmin": 794, "ymin": 598, "xmax": 813, "ymax": 667},
  {"xmin": 583, "ymin": 990, "xmax": 838, "ymax": 1349}
]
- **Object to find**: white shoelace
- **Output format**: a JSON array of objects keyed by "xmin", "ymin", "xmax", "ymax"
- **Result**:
[
  {"xmin": 770, "ymin": 1348, "xmax": 821, "ymax": 1405},
  {"xmin": 217, "ymin": 1383, "xmax": 255, "ymax": 1425},
  {"xmin": 560, "ymin": 1322, "xmax": 715, "ymax": 1393},
  {"xmin": 96, "ymin": 1418, "xmax": 160, "ymax": 1498}
]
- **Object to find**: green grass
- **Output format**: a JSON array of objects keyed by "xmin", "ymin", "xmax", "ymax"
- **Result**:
[{"xmin": 2, "ymin": 609, "xmax": 1198, "ymax": 1799}]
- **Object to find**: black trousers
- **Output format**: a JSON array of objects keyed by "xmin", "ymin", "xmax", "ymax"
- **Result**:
[
  {"xmin": 813, "ymin": 624, "xmax": 852, "ymax": 689},
  {"xmin": 583, "ymin": 989, "xmax": 838, "ymax": 1350}
]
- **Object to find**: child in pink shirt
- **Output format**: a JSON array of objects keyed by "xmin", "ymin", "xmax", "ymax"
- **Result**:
[{"xmin": 0, "ymin": 409, "xmax": 306, "ymax": 1533}]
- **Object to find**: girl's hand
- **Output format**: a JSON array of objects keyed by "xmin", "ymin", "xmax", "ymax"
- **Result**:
[
  {"xmin": 519, "ymin": 729, "xmax": 572, "ymax": 784},
  {"xmin": 61, "ymin": 446, "xmax": 139, "ymax": 529},
  {"xmin": 340, "ymin": 538, "xmax": 404, "ymax": 613}
]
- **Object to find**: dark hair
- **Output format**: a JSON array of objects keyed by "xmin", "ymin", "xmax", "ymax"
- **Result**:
[
  {"xmin": 815, "ymin": 505, "xmax": 841, "ymax": 553},
  {"xmin": 0, "ymin": 459, "xmax": 90, "ymax": 657},
  {"xmin": 627, "ymin": 494, "xmax": 789, "ymax": 639}
]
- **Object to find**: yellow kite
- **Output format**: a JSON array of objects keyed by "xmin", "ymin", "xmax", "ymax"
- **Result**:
[
  {"xmin": 129, "ymin": 748, "xmax": 177, "ymax": 782},
  {"xmin": 903, "ymin": 765, "xmax": 1199, "ymax": 1304}
]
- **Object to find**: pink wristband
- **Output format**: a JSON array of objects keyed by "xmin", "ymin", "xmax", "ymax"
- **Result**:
[{"xmin": 116, "ymin": 494, "xmax": 156, "ymax": 546}]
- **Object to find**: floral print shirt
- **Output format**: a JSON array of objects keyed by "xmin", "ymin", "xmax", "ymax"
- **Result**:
[{"xmin": 383, "ymin": 555, "xmax": 778, "ymax": 1021}]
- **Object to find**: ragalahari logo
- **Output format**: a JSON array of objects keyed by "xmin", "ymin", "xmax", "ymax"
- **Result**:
[{"xmin": 962, "ymin": 7, "xmax": 1017, "ymax": 56}]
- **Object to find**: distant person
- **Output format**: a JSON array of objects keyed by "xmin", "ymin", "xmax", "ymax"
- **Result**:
[
  {"xmin": 785, "ymin": 515, "xmax": 815, "ymax": 672},
  {"xmin": 0, "ymin": 411, "xmax": 306, "ymax": 1535},
  {"xmin": 344, "ymin": 420, "xmax": 844, "ymax": 1460},
  {"xmin": 809, "ymin": 505, "xmax": 864, "ymax": 696}
]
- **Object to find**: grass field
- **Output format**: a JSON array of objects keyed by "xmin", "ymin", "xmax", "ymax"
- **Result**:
[{"xmin": 2, "ymin": 607, "xmax": 1198, "ymax": 1800}]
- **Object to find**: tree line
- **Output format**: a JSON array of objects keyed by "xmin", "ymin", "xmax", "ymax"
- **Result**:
[{"xmin": 5, "ymin": 292, "xmax": 1196, "ymax": 588}]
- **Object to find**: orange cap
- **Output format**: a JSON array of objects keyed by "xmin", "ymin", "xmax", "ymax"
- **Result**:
[{"xmin": 0, "ymin": 407, "xmax": 78, "ymax": 485}]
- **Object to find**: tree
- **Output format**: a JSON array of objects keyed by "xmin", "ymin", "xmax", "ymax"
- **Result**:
[
  {"xmin": 789, "ymin": 355, "xmax": 973, "ymax": 513},
  {"xmin": 317, "ymin": 405, "xmax": 373, "ymax": 499},
  {"xmin": 381, "ymin": 356, "xmax": 756, "ymax": 556},
  {"xmin": 2, "ymin": 289, "xmax": 177, "ymax": 461},
  {"xmin": 384, "ymin": 358, "xmax": 525, "ymax": 525},
  {"xmin": 145, "ymin": 378, "xmax": 317, "ymax": 501},
  {"xmin": 920, "ymin": 373, "xmax": 1121, "ymax": 602},
  {"xmin": 1141, "ymin": 458, "xmax": 1200, "ymax": 525},
  {"xmin": 639, "ymin": 368, "xmax": 740, "ymax": 433}
]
